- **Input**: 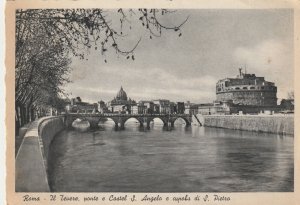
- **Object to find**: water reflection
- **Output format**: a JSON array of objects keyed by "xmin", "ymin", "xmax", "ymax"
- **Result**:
[{"xmin": 48, "ymin": 123, "xmax": 293, "ymax": 192}]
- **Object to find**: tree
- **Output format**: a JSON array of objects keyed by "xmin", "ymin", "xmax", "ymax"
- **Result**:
[
  {"xmin": 279, "ymin": 91, "xmax": 294, "ymax": 112},
  {"xmin": 15, "ymin": 9, "xmax": 188, "ymax": 130},
  {"xmin": 287, "ymin": 91, "xmax": 294, "ymax": 100},
  {"xmin": 75, "ymin": 97, "xmax": 82, "ymax": 102},
  {"xmin": 16, "ymin": 9, "xmax": 188, "ymax": 60},
  {"xmin": 15, "ymin": 19, "xmax": 71, "ymax": 129}
]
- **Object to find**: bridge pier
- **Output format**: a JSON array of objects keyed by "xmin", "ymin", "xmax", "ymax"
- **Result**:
[
  {"xmin": 114, "ymin": 122, "xmax": 125, "ymax": 130},
  {"xmin": 65, "ymin": 116, "xmax": 75, "ymax": 128},
  {"xmin": 120, "ymin": 122, "xmax": 125, "ymax": 130},
  {"xmin": 145, "ymin": 121, "xmax": 151, "ymax": 129},
  {"xmin": 140, "ymin": 121, "xmax": 148, "ymax": 129},
  {"xmin": 89, "ymin": 121, "xmax": 99, "ymax": 129},
  {"xmin": 170, "ymin": 121, "xmax": 175, "ymax": 127}
]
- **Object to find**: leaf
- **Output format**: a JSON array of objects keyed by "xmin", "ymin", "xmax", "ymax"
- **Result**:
[
  {"xmin": 132, "ymin": 55, "xmax": 135, "ymax": 60},
  {"xmin": 104, "ymin": 59, "xmax": 107, "ymax": 63},
  {"xmin": 179, "ymin": 33, "xmax": 182, "ymax": 37}
]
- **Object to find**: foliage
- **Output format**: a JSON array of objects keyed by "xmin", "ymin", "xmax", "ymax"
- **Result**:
[
  {"xmin": 15, "ymin": 9, "xmax": 188, "ymax": 127},
  {"xmin": 287, "ymin": 91, "xmax": 294, "ymax": 100},
  {"xmin": 16, "ymin": 9, "xmax": 188, "ymax": 61}
]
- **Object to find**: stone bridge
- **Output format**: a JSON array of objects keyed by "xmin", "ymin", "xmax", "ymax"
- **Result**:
[{"xmin": 64, "ymin": 113, "xmax": 192, "ymax": 129}]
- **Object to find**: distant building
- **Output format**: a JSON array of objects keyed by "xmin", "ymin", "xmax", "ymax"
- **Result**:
[
  {"xmin": 216, "ymin": 68, "xmax": 277, "ymax": 106},
  {"xmin": 97, "ymin": 100, "xmax": 108, "ymax": 113},
  {"xmin": 185, "ymin": 101, "xmax": 199, "ymax": 115},
  {"xmin": 198, "ymin": 101, "xmax": 231, "ymax": 115},
  {"xmin": 137, "ymin": 103, "xmax": 147, "ymax": 114},
  {"xmin": 152, "ymin": 99, "xmax": 171, "ymax": 114},
  {"xmin": 107, "ymin": 87, "xmax": 137, "ymax": 113},
  {"xmin": 131, "ymin": 105, "xmax": 139, "ymax": 114},
  {"xmin": 176, "ymin": 102, "xmax": 185, "ymax": 114},
  {"xmin": 197, "ymin": 68, "xmax": 281, "ymax": 115},
  {"xmin": 135, "ymin": 100, "xmax": 184, "ymax": 114},
  {"xmin": 170, "ymin": 102, "xmax": 177, "ymax": 114},
  {"xmin": 138, "ymin": 101, "xmax": 155, "ymax": 114},
  {"xmin": 67, "ymin": 97, "xmax": 97, "ymax": 113}
]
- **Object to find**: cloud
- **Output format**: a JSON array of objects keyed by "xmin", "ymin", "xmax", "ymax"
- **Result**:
[
  {"xmin": 64, "ymin": 10, "xmax": 293, "ymax": 103},
  {"xmin": 233, "ymin": 39, "xmax": 293, "ymax": 99},
  {"xmin": 66, "ymin": 65, "xmax": 217, "ymax": 103}
]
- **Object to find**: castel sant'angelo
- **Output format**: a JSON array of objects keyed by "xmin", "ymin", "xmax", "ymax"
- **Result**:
[
  {"xmin": 216, "ymin": 68, "xmax": 277, "ymax": 107},
  {"xmin": 200, "ymin": 68, "xmax": 284, "ymax": 115}
]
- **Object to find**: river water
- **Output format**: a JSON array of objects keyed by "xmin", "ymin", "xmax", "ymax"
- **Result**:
[{"xmin": 48, "ymin": 119, "xmax": 293, "ymax": 192}]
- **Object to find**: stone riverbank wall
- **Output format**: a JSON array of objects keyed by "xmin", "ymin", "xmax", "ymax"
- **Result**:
[
  {"xmin": 196, "ymin": 114, "xmax": 294, "ymax": 135},
  {"xmin": 15, "ymin": 116, "xmax": 64, "ymax": 192}
]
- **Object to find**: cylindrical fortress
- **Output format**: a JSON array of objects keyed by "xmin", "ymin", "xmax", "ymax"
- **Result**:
[{"xmin": 216, "ymin": 69, "xmax": 277, "ymax": 106}]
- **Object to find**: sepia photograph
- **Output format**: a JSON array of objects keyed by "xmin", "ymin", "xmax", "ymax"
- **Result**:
[{"xmin": 6, "ymin": 1, "xmax": 298, "ymax": 204}]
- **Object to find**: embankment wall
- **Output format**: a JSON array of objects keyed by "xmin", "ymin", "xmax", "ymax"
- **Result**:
[
  {"xmin": 196, "ymin": 114, "xmax": 294, "ymax": 135},
  {"xmin": 15, "ymin": 116, "xmax": 64, "ymax": 192}
]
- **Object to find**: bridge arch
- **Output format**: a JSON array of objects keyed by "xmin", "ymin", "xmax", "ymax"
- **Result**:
[
  {"xmin": 171, "ymin": 116, "xmax": 191, "ymax": 127},
  {"xmin": 123, "ymin": 117, "xmax": 144, "ymax": 127},
  {"xmin": 148, "ymin": 116, "xmax": 168, "ymax": 127},
  {"xmin": 97, "ymin": 117, "xmax": 119, "ymax": 127},
  {"xmin": 68, "ymin": 117, "xmax": 92, "ymax": 130}
]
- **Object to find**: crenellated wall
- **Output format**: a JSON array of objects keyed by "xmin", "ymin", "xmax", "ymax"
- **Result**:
[{"xmin": 15, "ymin": 116, "xmax": 64, "ymax": 192}]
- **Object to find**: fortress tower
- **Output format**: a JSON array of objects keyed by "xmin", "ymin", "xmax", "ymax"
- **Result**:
[{"xmin": 216, "ymin": 69, "xmax": 277, "ymax": 106}]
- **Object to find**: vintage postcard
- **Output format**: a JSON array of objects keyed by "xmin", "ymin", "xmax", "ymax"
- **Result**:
[{"xmin": 5, "ymin": 0, "xmax": 300, "ymax": 204}]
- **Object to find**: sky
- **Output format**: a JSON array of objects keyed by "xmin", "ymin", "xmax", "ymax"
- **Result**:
[{"xmin": 64, "ymin": 9, "xmax": 294, "ymax": 104}]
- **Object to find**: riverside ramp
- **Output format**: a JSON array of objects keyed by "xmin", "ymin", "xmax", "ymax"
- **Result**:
[
  {"xmin": 15, "ymin": 116, "xmax": 64, "ymax": 192},
  {"xmin": 195, "ymin": 114, "xmax": 294, "ymax": 135}
]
